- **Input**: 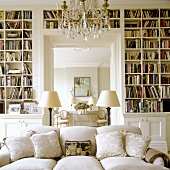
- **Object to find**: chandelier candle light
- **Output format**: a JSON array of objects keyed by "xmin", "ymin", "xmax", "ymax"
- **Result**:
[{"xmin": 56, "ymin": 0, "xmax": 110, "ymax": 42}]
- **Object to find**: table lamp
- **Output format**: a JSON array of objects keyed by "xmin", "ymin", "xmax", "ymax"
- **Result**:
[
  {"xmin": 96, "ymin": 90, "xmax": 120, "ymax": 125},
  {"xmin": 39, "ymin": 91, "xmax": 62, "ymax": 126},
  {"xmin": 88, "ymin": 96, "xmax": 97, "ymax": 110}
]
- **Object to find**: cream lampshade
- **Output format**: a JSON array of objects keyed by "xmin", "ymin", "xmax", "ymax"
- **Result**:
[
  {"xmin": 70, "ymin": 97, "xmax": 76, "ymax": 106},
  {"xmin": 39, "ymin": 91, "xmax": 62, "ymax": 126},
  {"xmin": 96, "ymin": 90, "xmax": 120, "ymax": 125},
  {"xmin": 88, "ymin": 96, "xmax": 97, "ymax": 110}
]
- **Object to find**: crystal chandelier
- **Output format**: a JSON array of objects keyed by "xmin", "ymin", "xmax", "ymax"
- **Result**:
[{"xmin": 56, "ymin": 0, "xmax": 110, "ymax": 42}]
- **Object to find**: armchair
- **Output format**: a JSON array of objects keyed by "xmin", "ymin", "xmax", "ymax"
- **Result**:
[
  {"xmin": 96, "ymin": 110, "xmax": 108, "ymax": 127},
  {"xmin": 58, "ymin": 110, "xmax": 69, "ymax": 127}
]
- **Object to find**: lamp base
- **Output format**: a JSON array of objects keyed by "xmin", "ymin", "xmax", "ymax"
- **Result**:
[
  {"xmin": 106, "ymin": 107, "xmax": 111, "ymax": 125},
  {"xmin": 48, "ymin": 107, "xmax": 53, "ymax": 126}
]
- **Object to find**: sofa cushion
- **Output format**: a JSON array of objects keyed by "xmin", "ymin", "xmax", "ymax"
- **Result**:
[
  {"xmin": 97, "ymin": 125, "xmax": 142, "ymax": 135},
  {"xmin": 125, "ymin": 133, "xmax": 151, "ymax": 159},
  {"xmin": 65, "ymin": 140, "xmax": 91, "ymax": 156},
  {"xmin": 3, "ymin": 131, "xmax": 34, "ymax": 162},
  {"xmin": 0, "ymin": 157, "xmax": 57, "ymax": 170},
  {"xmin": 60, "ymin": 126, "xmax": 97, "ymax": 156},
  {"xmin": 30, "ymin": 131, "xmax": 62, "ymax": 159},
  {"xmin": 100, "ymin": 157, "xmax": 168, "ymax": 170},
  {"xmin": 95, "ymin": 131, "xmax": 126, "ymax": 160},
  {"xmin": 53, "ymin": 156, "xmax": 103, "ymax": 170}
]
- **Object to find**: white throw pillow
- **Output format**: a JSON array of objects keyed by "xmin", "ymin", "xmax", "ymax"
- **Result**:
[
  {"xmin": 95, "ymin": 131, "xmax": 126, "ymax": 160},
  {"xmin": 31, "ymin": 130, "xmax": 62, "ymax": 159},
  {"xmin": 125, "ymin": 133, "xmax": 151, "ymax": 159},
  {"xmin": 4, "ymin": 131, "xmax": 35, "ymax": 162}
]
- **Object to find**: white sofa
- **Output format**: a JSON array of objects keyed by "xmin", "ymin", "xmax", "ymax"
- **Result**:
[{"xmin": 0, "ymin": 125, "xmax": 169, "ymax": 170}]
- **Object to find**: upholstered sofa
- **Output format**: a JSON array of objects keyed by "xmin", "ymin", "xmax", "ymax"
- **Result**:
[{"xmin": 0, "ymin": 125, "xmax": 169, "ymax": 170}]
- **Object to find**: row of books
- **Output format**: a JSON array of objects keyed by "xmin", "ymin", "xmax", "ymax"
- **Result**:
[
  {"xmin": 161, "ymin": 77, "xmax": 170, "ymax": 84},
  {"xmin": 23, "ymin": 40, "xmax": 32, "ymax": 50},
  {"xmin": 23, "ymin": 11, "xmax": 32, "ymax": 20},
  {"xmin": 23, "ymin": 76, "xmax": 32, "ymax": 86},
  {"xmin": 6, "ymin": 11, "xmax": 22, "ymax": 20},
  {"xmin": 44, "ymin": 21, "xmax": 58, "ymax": 29},
  {"xmin": 8, "ymin": 87, "xmax": 22, "ymax": 99},
  {"xmin": 161, "ymin": 50, "xmax": 170, "ymax": 59},
  {"xmin": 143, "ymin": 29, "xmax": 159, "ymax": 37},
  {"xmin": 126, "ymin": 86, "xmax": 142, "ymax": 98},
  {"xmin": 44, "ymin": 10, "xmax": 61, "ymax": 19},
  {"xmin": 125, "ymin": 51, "xmax": 141, "ymax": 60},
  {"xmin": 23, "ymin": 87, "xmax": 33, "ymax": 99},
  {"xmin": 143, "ymin": 40, "xmax": 159, "ymax": 48},
  {"xmin": 161, "ymin": 64, "xmax": 170, "ymax": 73},
  {"xmin": 142, "ymin": 10, "xmax": 159, "ymax": 18},
  {"xmin": 109, "ymin": 10, "xmax": 120, "ymax": 18},
  {"xmin": 6, "ymin": 76, "xmax": 21, "ymax": 86},
  {"xmin": 143, "ymin": 86, "xmax": 160, "ymax": 98},
  {"xmin": 160, "ymin": 20, "xmax": 170, "ymax": 27},
  {"xmin": 161, "ymin": 40, "xmax": 170, "ymax": 48},
  {"xmin": 125, "ymin": 100, "xmax": 164, "ymax": 113},
  {"xmin": 125, "ymin": 39, "xmax": 141, "ymax": 48},
  {"xmin": 6, "ymin": 51, "xmax": 22, "ymax": 61},
  {"xmin": 109, "ymin": 20, "xmax": 120, "ymax": 28},
  {"xmin": 0, "ymin": 77, "xmax": 4, "ymax": 86},
  {"xmin": 143, "ymin": 51, "xmax": 158, "ymax": 60},
  {"xmin": 143, "ymin": 63, "xmax": 158, "ymax": 73},
  {"xmin": 143, "ymin": 74, "xmax": 159, "ymax": 84},
  {"xmin": 0, "ymin": 87, "xmax": 4, "ymax": 99},
  {"xmin": 5, "ymin": 40, "xmax": 22, "ymax": 50},
  {"xmin": 125, "ymin": 30, "xmax": 141, "ymax": 37},
  {"xmin": 6, "ymin": 21, "xmax": 22, "ymax": 29},
  {"xmin": 142, "ymin": 20, "xmax": 159, "ymax": 27},
  {"xmin": 160, "ymin": 10, "xmax": 170, "ymax": 18},
  {"xmin": 0, "ymin": 41, "xmax": 4, "ymax": 50},
  {"xmin": 124, "ymin": 9, "xmax": 170, "ymax": 19},
  {"xmin": 161, "ymin": 86, "xmax": 170, "ymax": 98},
  {"xmin": 125, "ymin": 75, "xmax": 141, "ymax": 85},
  {"xmin": 125, "ymin": 63, "xmax": 141, "ymax": 73},
  {"xmin": 124, "ymin": 10, "xmax": 141, "ymax": 18},
  {"xmin": 160, "ymin": 29, "xmax": 170, "ymax": 37}
]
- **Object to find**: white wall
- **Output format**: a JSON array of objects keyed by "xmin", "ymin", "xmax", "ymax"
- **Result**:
[{"xmin": 54, "ymin": 67, "xmax": 110, "ymax": 111}]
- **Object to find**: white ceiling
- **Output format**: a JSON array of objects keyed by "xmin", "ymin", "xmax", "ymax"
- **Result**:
[
  {"xmin": 54, "ymin": 47, "xmax": 110, "ymax": 68},
  {"xmin": 0, "ymin": 0, "xmax": 169, "ymax": 5}
]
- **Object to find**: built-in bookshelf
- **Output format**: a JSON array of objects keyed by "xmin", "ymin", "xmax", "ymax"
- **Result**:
[
  {"xmin": 0, "ymin": 10, "xmax": 33, "ymax": 114},
  {"xmin": 124, "ymin": 8, "xmax": 170, "ymax": 113},
  {"xmin": 43, "ymin": 9, "xmax": 120, "ymax": 29}
]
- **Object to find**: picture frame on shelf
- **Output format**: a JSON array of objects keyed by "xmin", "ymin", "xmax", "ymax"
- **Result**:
[
  {"xmin": 8, "ymin": 104, "xmax": 21, "ymax": 114},
  {"xmin": 23, "ymin": 102, "xmax": 34, "ymax": 114},
  {"xmin": 29, "ymin": 104, "xmax": 41, "ymax": 114}
]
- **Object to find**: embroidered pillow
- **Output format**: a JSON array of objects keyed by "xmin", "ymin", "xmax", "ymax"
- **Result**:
[
  {"xmin": 95, "ymin": 131, "xmax": 126, "ymax": 160},
  {"xmin": 4, "ymin": 131, "xmax": 35, "ymax": 162},
  {"xmin": 125, "ymin": 133, "xmax": 151, "ymax": 159},
  {"xmin": 65, "ymin": 140, "xmax": 91, "ymax": 156},
  {"xmin": 30, "ymin": 131, "xmax": 62, "ymax": 159}
]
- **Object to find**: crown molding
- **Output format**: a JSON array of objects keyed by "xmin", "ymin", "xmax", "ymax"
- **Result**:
[{"xmin": 54, "ymin": 62, "xmax": 109, "ymax": 68}]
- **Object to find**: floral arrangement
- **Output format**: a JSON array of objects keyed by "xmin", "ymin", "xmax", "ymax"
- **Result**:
[{"xmin": 74, "ymin": 102, "xmax": 90, "ymax": 111}]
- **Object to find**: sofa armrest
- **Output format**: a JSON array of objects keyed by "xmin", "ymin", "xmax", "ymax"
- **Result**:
[
  {"xmin": 0, "ymin": 146, "xmax": 11, "ymax": 167},
  {"xmin": 145, "ymin": 148, "xmax": 170, "ymax": 168}
]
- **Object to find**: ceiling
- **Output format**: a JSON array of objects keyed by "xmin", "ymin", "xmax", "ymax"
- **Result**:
[
  {"xmin": 0, "ymin": 0, "xmax": 168, "ymax": 5},
  {"xmin": 54, "ymin": 47, "xmax": 110, "ymax": 68}
]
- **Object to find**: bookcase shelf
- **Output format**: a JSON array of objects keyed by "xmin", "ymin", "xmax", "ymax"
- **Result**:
[
  {"xmin": 43, "ymin": 9, "xmax": 120, "ymax": 29},
  {"xmin": 0, "ymin": 10, "xmax": 33, "ymax": 114},
  {"xmin": 124, "ymin": 8, "xmax": 170, "ymax": 113}
]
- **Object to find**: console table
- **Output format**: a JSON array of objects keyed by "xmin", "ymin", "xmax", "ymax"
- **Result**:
[{"xmin": 68, "ymin": 111, "xmax": 98, "ymax": 127}]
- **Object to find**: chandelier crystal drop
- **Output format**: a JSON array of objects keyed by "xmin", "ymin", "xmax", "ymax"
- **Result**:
[{"xmin": 57, "ymin": 0, "xmax": 110, "ymax": 42}]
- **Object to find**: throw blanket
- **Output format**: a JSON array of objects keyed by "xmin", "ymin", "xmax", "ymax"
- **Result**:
[{"xmin": 145, "ymin": 148, "xmax": 170, "ymax": 168}]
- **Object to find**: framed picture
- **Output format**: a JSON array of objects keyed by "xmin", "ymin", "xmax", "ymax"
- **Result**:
[
  {"xmin": 74, "ymin": 77, "xmax": 91, "ymax": 97},
  {"xmin": 30, "ymin": 104, "xmax": 41, "ymax": 114},
  {"xmin": 8, "ymin": 104, "xmax": 21, "ymax": 114},
  {"xmin": 23, "ymin": 102, "xmax": 34, "ymax": 114}
]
